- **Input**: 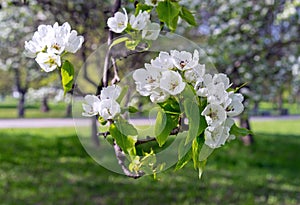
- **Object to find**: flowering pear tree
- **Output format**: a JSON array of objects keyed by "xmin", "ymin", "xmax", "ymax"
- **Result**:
[{"xmin": 25, "ymin": 0, "xmax": 250, "ymax": 178}]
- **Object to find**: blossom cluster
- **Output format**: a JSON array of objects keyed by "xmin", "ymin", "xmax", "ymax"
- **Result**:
[
  {"xmin": 82, "ymin": 85, "xmax": 121, "ymax": 121},
  {"xmin": 133, "ymin": 50, "xmax": 244, "ymax": 149},
  {"xmin": 25, "ymin": 22, "xmax": 84, "ymax": 72},
  {"xmin": 107, "ymin": 8, "xmax": 160, "ymax": 40}
]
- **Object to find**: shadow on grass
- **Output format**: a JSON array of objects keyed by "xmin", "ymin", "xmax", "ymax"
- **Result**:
[{"xmin": 0, "ymin": 129, "xmax": 299, "ymax": 205}]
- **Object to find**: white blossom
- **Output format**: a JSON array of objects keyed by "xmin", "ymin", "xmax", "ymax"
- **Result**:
[
  {"xmin": 204, "ymin": 125, "xmax": 230, "ymax": 149},
  {"xmin": 201, "ymin": 103, "xmax": 226, "ymax": 128},
  {"xmin": 142, "ymin": 22, "xmax": 160, "ymax": 40},
  {"xmin": 107, "ymin": 8, "xmax": 128, "ymax": 33},
  {"xmin": 194, "ymin": 74, "xmax": 212, "ymax": 97},
  {"xmin": 226, "ymin": 92, "xmax": 244, "ymax": 117},
  {"xmin": 150, "ymin": 51, "xmax": 173, "ymax": 70},
  {"xmin": 133, "ymin": 66, "xmax": 161, "ymax": 96},
  {"xmin": 206, "ymin": 83, "xmax": 229, "ymax": 105},
  {"xmin": 35, "ymin": 52, "xmax": 61, "ymax": 72},
  {"xmin": 100, "ymin": 85, "xmax": 121, "ymax": 100},
  {"xmin": 82, "ymin": 95, "xmax": 101, "ymax": 117},
  {"xmin": 24, "ymin": 24, "xmax": 53, "ymax": 58},
  {"xmin": 149, "ymin": 88, "xmax": 170, "ymax": 103},
  {"xmin": 159, "ymin": 70, "xmax": 186, "ymax": 95},
  {"xmin": 184, "ymin": 64, "xmax": 205, "ymax": 84},
  {"xmin": 99, "ymin": 99, "xmax": 121, "ymax": 120},
  {"xmin": 212, "ymin": 73, "xmax": 231, "ymax": 89},
  {"xmin": 65, "ymin": 30, "xmax": 84, "ymax": 53},
  {"xmin": 130, "ymin": 11, "xmax": 150, "ymax": 31},
  {"xmin": 171, "ymin": 49, "xmax": 199, "ymax": 70}
]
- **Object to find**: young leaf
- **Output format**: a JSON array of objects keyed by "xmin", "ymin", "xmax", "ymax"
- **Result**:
[
  {"xmin": 154, "ymin": 109, "xmax": 178, "ymax": 147},
  {"xmin": 192, "ymin": 136, "xmax": 204, "ymax": 169},
  {"xmin": 60, "ymin": 60, "xmax": 74, "ymax": 95},
  {"xmin": 179, "ymin": 6, "xmax": 197, "ymax": 26},
  {"xmin": 135, "ymin": 3, "xmax": 153, "ymax": 15},
  {"xmin": 109, "ymin": 37, "xmax": 129, "ymax": 49},
  {"xmin": 156, "ymin": 0, "xmax": 180, "ymax": 31},
  {"xmin": 116, "ymin": 85, "xmax": 129, "ymax": 104},
  {"xmin": 198, "ymin": 159, "xmax": 207, "ymax": 179},
  {"xmin": 109, "ymin": 120, "xmax": 137, "ymax": 155},
  {"xmin": 125, "ymin": 39, "xmax": 140, "ymax": 50},
  {"xmin": 230, "ymin": 123, "xmax": 253, "ymax": 137}
]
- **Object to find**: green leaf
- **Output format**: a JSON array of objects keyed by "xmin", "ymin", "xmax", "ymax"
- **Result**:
[
  {"xmin": 177, "ymin": 131, "xmax": 190, "ymax": 159},
  {"xmin": 60, "ymin": 60, "xmax": 74, "ymax": 95},
  {"xmin": 156, "ymin": 0, "xmax": 180, "ymax": 31},
  {"xmin": 109, "ymin": 37, "xmax": 129, "ymax": 49},
  {"xmin": 154, "ymin": 109, "xmax": 178, "ymax": 147},
  {"xmin": 109, "ymin": 120, "xmax": 137, "ymax": 155},
  {"xmin": 135, "ymin": 3, "xmax": 153, "ymax": 15},
  {"xmin": 115, "ymin": 118, "xmax": 138, "ymax": 137},
  {"xmin": 182, "ymin": 85, "xmax": 207, "ymax": 144},
  {"xmin": 192, "ymin": 136, "xmax": 204, "ymax": 169},
  {"xmin": 198, "ymin": 160, "xmax": 207, "ymax": 179},
  {"xmin": 116, "ymin": 85, "xmax": 128, "ymax": 104},
  {"xmin": 230, "ymin": 123, "xmax": 253, "ymax": 137},
  {"xmin": 179, "ymin": 6, "xmax": 197, "ymax": 26},
  {"xmin": 199, "ymin": 143, "xmax": 214, "ymax": 161},
  {"xmin": 157, "ymin": 97, "xmax": 180, "ymax": 114},
  {"xmin": 128, "ymin": 106, "xmax": 139, "ymax": 113},
  {"xmin": 125, "ymin": 39, "xmax": 140, "ymax": 50},
  {"xmin": 175, "ymin": 148, "xmax": 192, "ymax": 170}
]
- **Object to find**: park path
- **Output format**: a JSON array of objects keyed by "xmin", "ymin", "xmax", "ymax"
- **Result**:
[{"xmin": 0, "ymin": 116, "xmax": 299, "ymax": 129}]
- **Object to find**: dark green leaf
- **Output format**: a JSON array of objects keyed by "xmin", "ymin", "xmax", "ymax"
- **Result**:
[
  {"xmin": 230, "ymin": 123, "xmax": 253, "ymax": 137},
  {"xmin": 154, "ymin": 109, "xmax": 178, "ymax": 147},
  {"xmin": 157, "ymin": 97, "xmax": 180, "ymax": 114},
  {"xmin": 179, "ymin": 6, "xmax": 197, "ymax": 26},
  {"xmin": 109, "ymin": 120, "xmax": 137, "ymax": 155},
  {"xmin": 156, "ymin": 0, "xmax": 180, "ymax": 31},
  {"xmin": 60, "ymin": 60, "xmax": 74, "ymax": 95},
  {"xmin": 128, "ymin": 106, "xmax": 139, "ymax": 113}
]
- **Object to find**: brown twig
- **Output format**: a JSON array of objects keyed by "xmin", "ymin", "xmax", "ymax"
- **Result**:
[{"xmin": 113, "ymin": 142, "xmax": 144, "ymax": 179}]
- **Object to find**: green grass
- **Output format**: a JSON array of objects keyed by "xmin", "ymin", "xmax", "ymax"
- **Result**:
[
  {"xmin": 0, "ymin": 121, "xmax": 300, "ymax": 205},
  {"xmin": 255, "ymin": 101, "xmax": 300, "ymax": 115},
  {"xmin": 0, "ymin": 97, "xmax": 68, "ymax": 118}
]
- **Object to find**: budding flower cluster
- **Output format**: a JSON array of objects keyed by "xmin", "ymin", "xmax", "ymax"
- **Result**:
[
  {"xmin": 107, "ymin": 8, "xmax": 160, "ymax": 40},
  {"xmin": 24, "ymin": 22, "xmax": 84, "ymax": 72}
]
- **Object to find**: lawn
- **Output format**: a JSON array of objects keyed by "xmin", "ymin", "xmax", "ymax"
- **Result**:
[
  {"xmin": 0, "ymin": 120, "xmax": 300, "ymax": 204},
  {"xmin": 0, "ymin": 97, "xmax": 68, "ymax": 118}
]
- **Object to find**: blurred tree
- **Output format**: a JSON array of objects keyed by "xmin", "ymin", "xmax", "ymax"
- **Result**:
[
  {"xmin": 190, "ymin": 0, "xmax": 300, "ymax": 144},
  {"xmin": 0, "ymin": 1, "xmax": 57, "ymax": 117}
]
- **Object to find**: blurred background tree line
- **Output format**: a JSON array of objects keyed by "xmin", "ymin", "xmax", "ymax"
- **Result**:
[{"xmin": 0, "ymin": 0, "xmax": 299, "ymax": 123}]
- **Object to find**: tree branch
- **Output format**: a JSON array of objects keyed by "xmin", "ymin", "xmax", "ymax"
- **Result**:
[{"xmin": 113, "ymin": 142, "xmax": 144, "ymax": 179}]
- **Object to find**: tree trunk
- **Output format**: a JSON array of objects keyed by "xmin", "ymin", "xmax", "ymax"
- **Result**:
[
  {"xmin": 18, "ymin": 92, "xmax": 25, "ymax": 118},
  {"xmin": 240, "ymin": 115, "xmax": 254, "ymax": 146},
  {"xmin": 65, "ymin": 103, "xmax": 72, "ymax": 117},
  {"xmin": 91, "ymin": 117, "xmax": 99, "ymax": 147},
  {"xmin": 41, "ymin": 96, "xmax": 50, "ymax": 112}
]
